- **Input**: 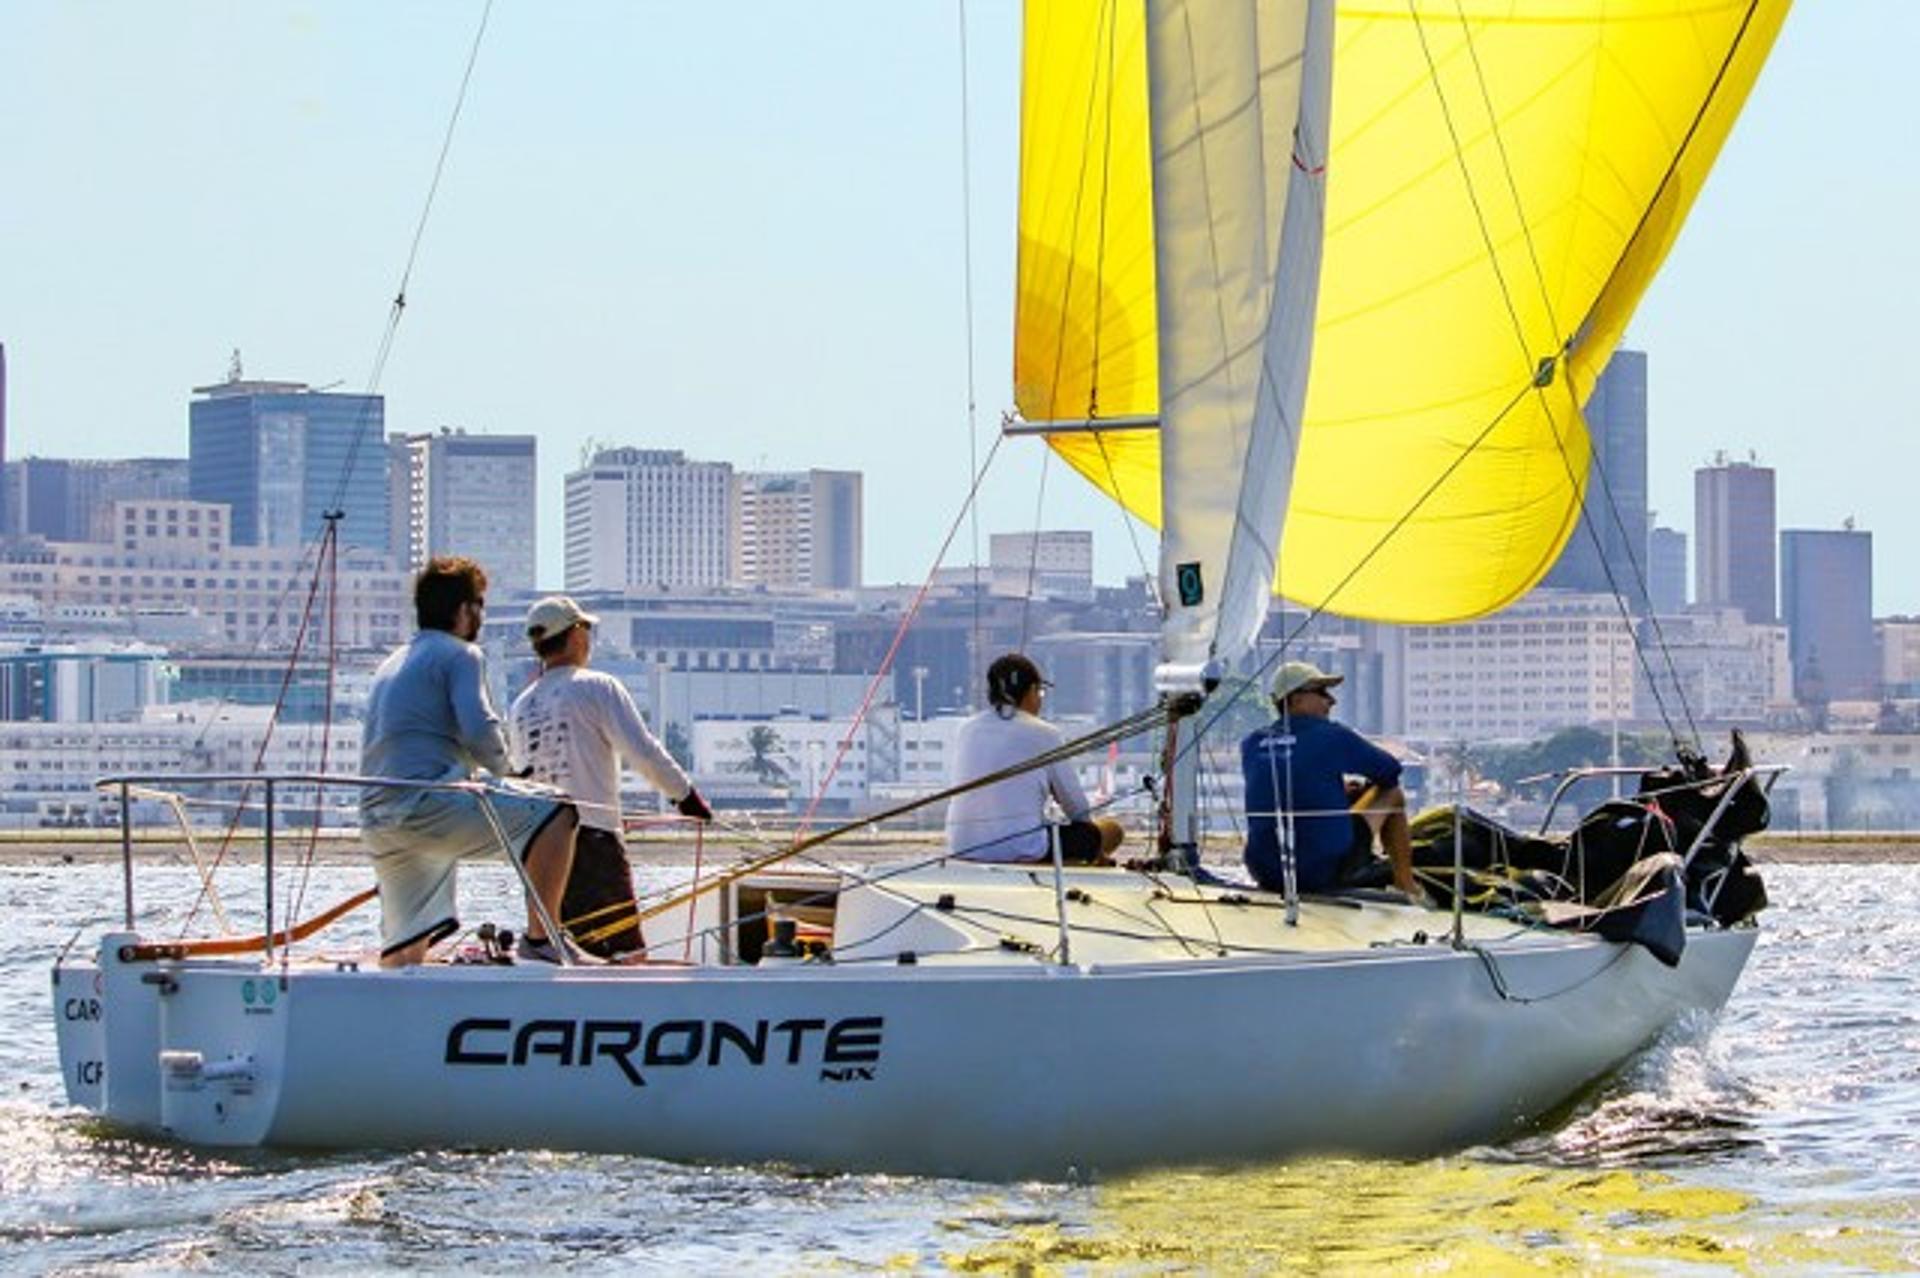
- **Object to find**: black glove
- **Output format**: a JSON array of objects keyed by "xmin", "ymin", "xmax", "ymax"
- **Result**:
[{"xmin": 675, "ymin": 788, "xmax": 714, "ymax": 822}]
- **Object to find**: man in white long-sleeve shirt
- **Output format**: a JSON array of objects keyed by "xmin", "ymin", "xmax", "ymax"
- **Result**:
[
  {"xmin": 946, "ymin": 653, "xmax": 1123, "ymax": 864},
  {"xmin": 510, "ymin": 596, "xmax": 712, "ymax": 957}
]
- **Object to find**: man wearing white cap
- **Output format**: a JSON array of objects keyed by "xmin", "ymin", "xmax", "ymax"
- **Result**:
[
  {"xmin": 509, "ymin": 595, "xmax": 712, "ymax": 957},
  {"xmin": 1240, "ymin": 660, "xmax": 1421, "ymax": 901}
]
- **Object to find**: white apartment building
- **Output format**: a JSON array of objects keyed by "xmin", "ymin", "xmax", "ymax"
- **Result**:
[
  {"xmin": 691, "ymin": 713, "xmax": 878, "ymax": 809},
  {"xmin": 1634, "ymin": 607, "xmax": 1791, "ymax": 725},
  {"xmin": 990, "ymin": 530, "xmax": 1095, "ymax": 602},
  {"xmin": 564, "ymin": 449, "xmax": 732, "ymax": 592},
  {"xmin": 733, "ymin": 469, "xmax": 863, "ymax": 590},
  {"xmin": 1402, "ymin": 590, "xmax": 1635, "ymax": 743},
  {"xmin": 0, "ymin": 704, "xmax": 362, "ymax": 826},
  {"xmin": 0, "ymin": 499, "xmax": 411, "ymax": 650},
  {"xmin": 1879, "ymin": 618, "xmax": 1920, "ymax": 698},
  {"xmin": 389, "ymin": 430, "xmax": 538, "ymax": 597}
]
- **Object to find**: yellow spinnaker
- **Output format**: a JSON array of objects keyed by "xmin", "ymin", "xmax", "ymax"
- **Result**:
[{"xmin": 1015, "ymin": 0, "xmax": 1790, "ymax": 623}]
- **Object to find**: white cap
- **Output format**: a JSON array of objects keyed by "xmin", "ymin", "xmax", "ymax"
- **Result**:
[
  {"xmin": 1270, "ymin": 660, "xmax": 1343, "ymax": 702},
  {"xmin": 525, "ymin": 595, "xmax": 599, "ymax": 645}
]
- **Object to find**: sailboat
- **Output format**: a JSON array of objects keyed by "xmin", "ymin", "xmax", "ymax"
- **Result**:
[{"xmin": 51, "ymin": 0, "xmax": 1789, "ymax": 1180}]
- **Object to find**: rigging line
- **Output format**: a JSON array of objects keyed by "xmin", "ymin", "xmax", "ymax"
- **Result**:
[
  {"xmin": 1447, "ymin": 0, "xmax": 1561, "ymax": 346},
  {"xmin": 1081, "ymin": 4, "xmax": 1159, "ymax": 602},
  {"xmin": 1535, "ymin": 377, "xmax": 1700, "ymax": 750},
  {"xmin": 789, "ymin": 431, "xmax": 1009, "ymax": 847},
  {"xmin": 329, "ymin": 0, "xmax": 496, "ymax": 512},
  {"xmin": 1024, "ymin": 0, "xmax": 1119, "ymax": 647},
  {"xmin": 956, "ymin": 0, "xmax": 983, "ymax": 657},
  {"xmin": 1178, "ymin": 378, "xmax": 1539, "ymax": 763},
  {"xmin": 179, "ymin": 519, "xmax": 333, "ymax": 935},
  {"xmin": 288, "ymin": 520, "xmax": 343, "ymax": 934},
  {"xmin": 1408, "ymin": 3, "xmax": 1698, "ymax": 749},
  {"xmin": 171, "ymin": 531, "xmax": 328, "ymax": 771},
  {"xmin": 1446, "ymin": 3, "xmax": 1698, "ymax": 747},
  {"xmin": 1018, "ymin": 449, "xmax": 1052, "ymax": 648},
  {"xmin": 1406, "ymin": 3, "xmax": 1535, "ymax": 384},
  {"xmin": 643, "ymin": 700, "xmax": 1170, "ymax": 922}
]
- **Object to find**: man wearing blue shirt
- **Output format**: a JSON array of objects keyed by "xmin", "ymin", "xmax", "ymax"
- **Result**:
[{"xmin": 1241, "ymin": 661, "xmax": 1420, "ymax": 900}]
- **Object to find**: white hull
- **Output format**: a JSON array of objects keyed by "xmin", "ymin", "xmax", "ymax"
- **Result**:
[{"xmin": 55, "ymin": 864, "xmax": 1754, "ymax": 1180}]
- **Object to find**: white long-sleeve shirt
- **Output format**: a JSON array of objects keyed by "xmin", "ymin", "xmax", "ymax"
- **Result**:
[
  {"xmin": 944, "ymin": 708, "xmax": 1091, "ymax": 862},
  {"xmin": 508, "ymin": 666, "xmax": 691, "ymax": 833}
]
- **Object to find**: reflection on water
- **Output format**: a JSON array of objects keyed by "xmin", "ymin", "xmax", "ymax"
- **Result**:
[{"xmin": 2, "ymin": 862, "xmax": 1919, "ymax": 1272}]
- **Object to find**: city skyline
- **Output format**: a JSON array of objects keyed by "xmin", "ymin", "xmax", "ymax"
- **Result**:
[{"xmin": 2, "ymin": 3, "xmax": 1915, "ymax": 609}]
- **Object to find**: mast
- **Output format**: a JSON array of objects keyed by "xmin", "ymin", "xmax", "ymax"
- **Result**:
[{"xmin": 1145, "ymin": 0, "xmax": 1335, "ymax": 869}]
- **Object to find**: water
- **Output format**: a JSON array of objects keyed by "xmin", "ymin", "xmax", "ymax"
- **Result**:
[{"xmin": 4, "ymin": 859, "xmax": 1918, "ymax": 1273}]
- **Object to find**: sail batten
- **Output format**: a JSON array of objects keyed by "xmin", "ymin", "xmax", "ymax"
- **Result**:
[{"xmin": 1014, "ymin": 0, "xmax": 1792, "ymax": 625}]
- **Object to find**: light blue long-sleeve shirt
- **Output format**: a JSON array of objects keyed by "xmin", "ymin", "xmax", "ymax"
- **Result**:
[{"xmin": 360, "ymin": 630, "xmax": 512, "ymax": 816}]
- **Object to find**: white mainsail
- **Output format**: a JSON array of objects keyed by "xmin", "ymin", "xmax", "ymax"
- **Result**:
[{"xmin": 1151, "ymin": 0, "xmax": 1334, "ymax": 677}]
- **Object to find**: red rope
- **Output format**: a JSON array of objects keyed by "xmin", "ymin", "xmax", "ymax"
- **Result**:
[
  {"xmin": 788, "ymin": 434, "xmax": 1004, "ymax": 846},
  {"xmin": 682, "ymin": 817, "xmax": 705, "ymax": 962}
]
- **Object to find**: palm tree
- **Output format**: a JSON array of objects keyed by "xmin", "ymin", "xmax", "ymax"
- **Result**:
[{"xmin": 731, "ymin": 724, "xmax": 788, "ymax": 786}]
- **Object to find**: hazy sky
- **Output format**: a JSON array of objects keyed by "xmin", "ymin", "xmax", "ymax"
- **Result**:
[{"xmin": 3, "ymin": 3, "xmax": 1914, "ymax": 612}]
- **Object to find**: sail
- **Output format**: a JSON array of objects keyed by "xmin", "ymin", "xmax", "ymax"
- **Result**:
[
  {"xmin": 1149, "ymin": 0, "xmax": 1333, "ymax": 671},
  {"xmin": 1013, "ymin": 0, "xmax": 1791, "ymax": 624}
]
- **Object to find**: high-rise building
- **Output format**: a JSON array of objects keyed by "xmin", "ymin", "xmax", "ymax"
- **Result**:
[
  {"xmin": 733, "ymin": 469, "xmax": 863, "ymax": 590},
  {"xmin": 1647, "ymin": 525, "xmax": 1689, "ymax": 616},
  {"xmin": 189, "ymin": 375, "xmax": 388, "ymax": 552},
  {"xmin": 1544, "ymin": 350, "xmax": 1650, "ymax": 614},
  {"xmin": 1781, "ymin": 526, "xmax": 1876, "ymax": 702},
  {"xmin": 563, "ymin": 447, "xmax": 732, "ymax": 591},
  {"xmin": 4, "ymin": 457, "xmax": 191, "ymax": 541},
  {"xmin": 388, "ymin": 430, "xmax": 538, "ymax": 597},
  {"xmin": 1695, "ymin": 454, "xmax": 1775, "ymax": 624}
]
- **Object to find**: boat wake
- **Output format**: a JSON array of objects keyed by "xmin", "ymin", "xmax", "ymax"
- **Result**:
[{"xmin": 1499, "ymin": 1012, "xmax": 1766, "ymax": 1168}]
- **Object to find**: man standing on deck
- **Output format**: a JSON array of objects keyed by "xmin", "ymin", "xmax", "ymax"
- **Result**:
[
  {"xmin": 360, "ymin": 557, "xmax": 583, "ymax": 966},
  {"xmin": 1241, "ymin": 660, "xmax": 1423, "ymax": 902},
  {"xmin": 946, "ymin": 652, "xmax": 1124, "ymax": 864},
  {"xmin": 509, "ymin": 595, "xmax": 712, "ymax": 959}
]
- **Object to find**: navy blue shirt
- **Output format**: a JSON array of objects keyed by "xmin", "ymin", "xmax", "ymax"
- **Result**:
[{"xmin": 1241, "ymin": 714, "xmax": 1402, "ymax": 892}]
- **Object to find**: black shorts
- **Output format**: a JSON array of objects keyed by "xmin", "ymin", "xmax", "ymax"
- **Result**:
[
  {"xmin": 1332, "ymin": 814, "xmax": 1390, "ymax": 889},
  {"xmin": 560, "ymin": 826, "xmax": 643, "ymax": 958},
  {"xmin": 1057, "ymin": 820, "xmax": 1107, "ymax": 864}
]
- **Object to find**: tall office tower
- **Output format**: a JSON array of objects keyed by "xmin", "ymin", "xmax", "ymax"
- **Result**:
[
  {"xmin": 1647, "ymin": 525, "xmax": 1689, "ymax": 615},
  {"xmin": 387, "ymin": 430, "xmax": 538, "ymax": 596},
  {"xmin": 563, "ymin": 447, "xmax": 732, "ymax": 591},
  {"xmin": 1781, "ymin": 526, "xmax": 1877, "ymax": 702},
  {"xmin": 1694, "ymin": 453, "xmax": 1776, "ymax": 623},
  {"xmin": 1543, "ymin": 349, "xmax": 1649, "ymax": 613},
  {"xmin": 733, "ymin": 469, "xmax": 863, "ymax": 590},
  {"xmin": 387, "ymin": 433, "xmax": 429, "ymax": 573},
  {"xmin": 5, "ymin": 457, "xmax": 190, "ymax": 541},
  {"xmin": 989, "ymin": 530, "xmax": 1096, "ymax": 602},
  {"xmin": 189, "ymin": 375, "xmax": 388, "ymax": 552}
]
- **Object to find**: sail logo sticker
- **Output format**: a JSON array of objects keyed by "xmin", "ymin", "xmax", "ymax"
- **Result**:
[{"xmin": 1176, "ymin": 562, "xmax": 1204, "ymax": 607}]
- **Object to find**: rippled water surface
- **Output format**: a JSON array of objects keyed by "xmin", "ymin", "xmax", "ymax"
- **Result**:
[{"xmin": 3, "ymin": 860, "xmax": 1917, "ymax": 1273}]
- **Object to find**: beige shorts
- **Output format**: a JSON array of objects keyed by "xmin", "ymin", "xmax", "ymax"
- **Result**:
[{"xmin": 363, "ymin": 782, "xmax": 568, "ymax": 956}]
